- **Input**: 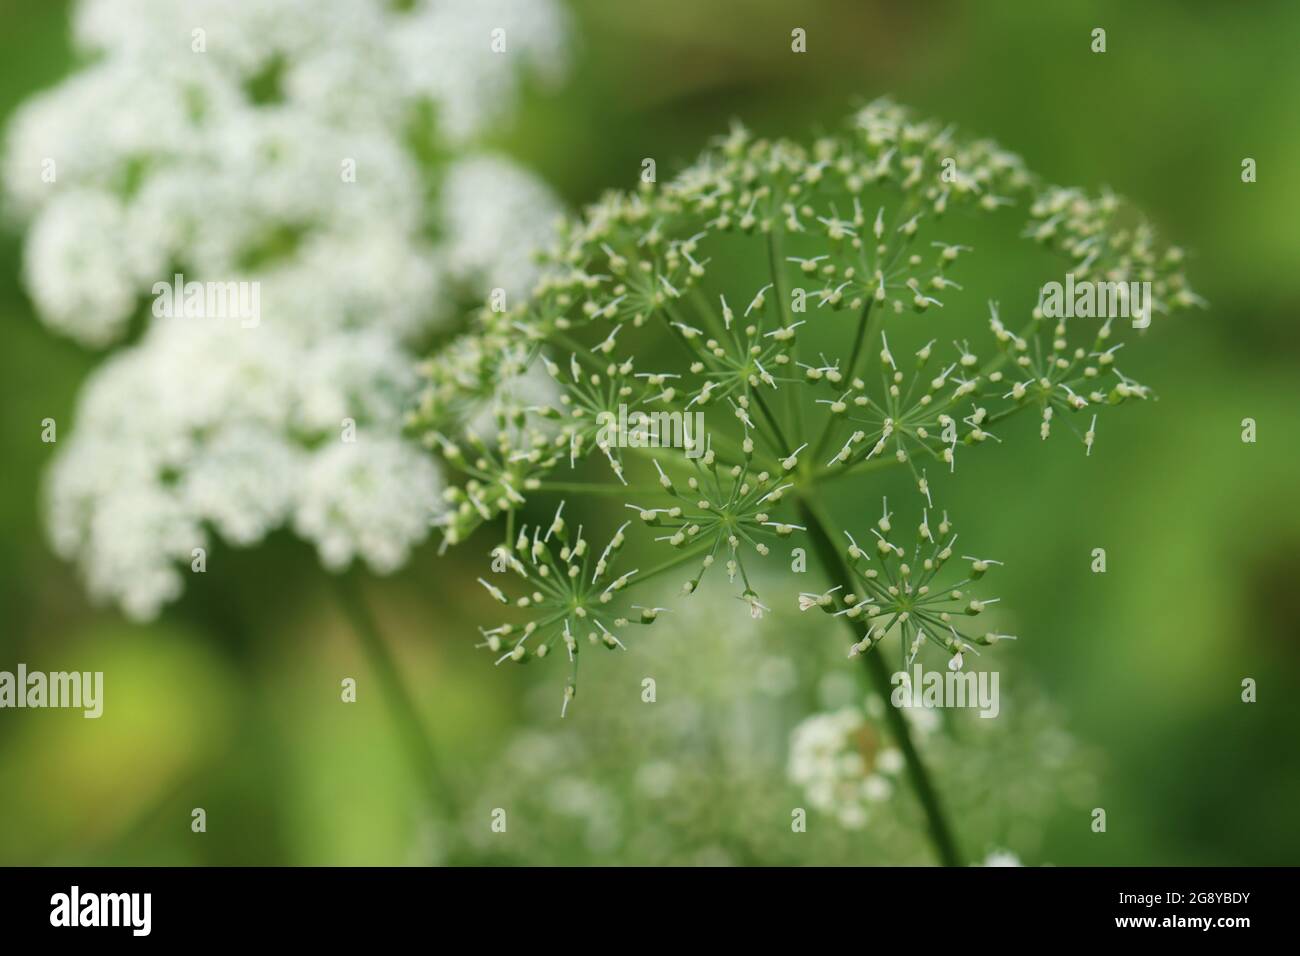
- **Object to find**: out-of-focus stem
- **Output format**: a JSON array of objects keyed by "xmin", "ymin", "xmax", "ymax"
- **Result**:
[{"xmin": 331, "ymin": 571, "xmax": 453, "ymax": 818}]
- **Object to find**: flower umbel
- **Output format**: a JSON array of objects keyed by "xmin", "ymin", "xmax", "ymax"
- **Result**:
[
  {"xmin": 477, "ymin": 503, "xmax": 654, "ymax": 716},
  {"xmin": 414, "ymin": 99, "xmax": 1199, "ymax": 751},
  {"xmin": 815, "ymin": 499, "xmax": 1016, "ymax": 668},
  {"xmin": 629, "ymin": 449, "xmax": 800, "ymax": 598}
]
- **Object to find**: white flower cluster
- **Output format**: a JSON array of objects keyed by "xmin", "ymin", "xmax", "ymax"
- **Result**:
[
  {"xmin": 788, "ymin": 707, "xmax": 906, "ymax": 830},
  {"xmin": 788, "ymin": 684, "xmax": 1092, "ymax": 857},
  {"xmin": 6, "ymin": 0, "xmax": 568, "ymax": 618}
]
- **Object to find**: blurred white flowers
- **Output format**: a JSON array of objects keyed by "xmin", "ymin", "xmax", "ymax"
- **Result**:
[
  {"xmin": 788, "ymin": 683, "xmax": 1095, "ymax": 861},
  {"xmin": 979, "ymin": 850, "xmax": 1023, "ymax": 867},
  {"xmin": 5, "ymin": 0, "xmax": 569, "ymax": 617},
  {"xmin": 454, "ymin": 578, "xmax": 1090, "ymax": 865},
  {"xmin": 457, "ymin": 577, "xmax": 862, "ymax": 865},
  {"xmin": 788, "ymin": 708, "xmax": 903, "ymax": 830}
]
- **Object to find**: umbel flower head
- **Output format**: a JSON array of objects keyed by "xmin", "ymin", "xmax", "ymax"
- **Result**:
[
  {"xmin": 477, "ymin": 503, "xmax": 656, "ymax": 716},
  {"xmin": 414, "ymin": 98, "xmax": 1199, "ymax": 705},
  {"xmin": 413, "ymin": 315, "xmax": 564, "ymax": 551},
  {"xmin": 801, "ymin": 498, "xmax": 1016, "ymax": 669},
  {"xmin": 6, "ymin": 0, "xmax": 569, "ymax": 618},
  {"xmin": 628, "ymin": 448, "xmax": 801, "ymax": 607}
]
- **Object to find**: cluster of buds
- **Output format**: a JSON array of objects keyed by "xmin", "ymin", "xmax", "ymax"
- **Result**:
[
  {"xmin": 987, "ymin": 302, "xmax": 1151, "ymax": 454},
  {"xmin": 814, "ymin": 330, "xmax": 1004, "ymax": 491},
  {"xmin": 476, "ymin": 503, "xmax": 655, "ymax": 715},
  {"xmin": 801, "ymin": 499, "xmax": 1016, "ymax": 669},
  {"xmin": 542, "ymin": 351, "xmax": 661, "ymax": 483},
  {"xmin": 411, "ymin": 306, "xmax": 564, "ymax": 546},
  {"xmin": 629, "ymin": 449, "xmax": 802, "ymax": 608},
  {"xmin": 1026, "ymin": 186, "xmax": 1205, "ymax": 316}
]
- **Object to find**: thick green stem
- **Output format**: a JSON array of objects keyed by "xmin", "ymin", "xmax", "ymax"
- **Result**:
[
  {"xmin": 538, "ymin": 481, "xmax": 663, "ymax": 496},
  {"xmin": 796, "ymin": 495, "xmax": 963, "ymax": 867},
  {"xmin": 331, "ymin": 571, "xmax": 453, "ymax": 817},
  {"xmin": 844, "ymin": 299, "xmax": 879, "ymax": 387},
  {"xmin": 752, "ymin": 389, "xmax": 793, "ymax": 456}
]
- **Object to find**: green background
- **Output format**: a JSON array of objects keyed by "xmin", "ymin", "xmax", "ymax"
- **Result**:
[{"xmin": 1, "ymin": 0, "xmax": 1297, "ymax": 865}]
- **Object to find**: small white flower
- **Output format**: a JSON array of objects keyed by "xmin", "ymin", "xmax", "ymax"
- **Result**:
[
  {"xmin": 21, "ymin": 191, "xmax": 159, "ymax": 346},
  {"xmin": 294, "ymin": 437, "xmax": 443, "ymax": 575},
  {"xmin": 876, "ymin": 747, "xmax": 905, "ymax": 775},
  {"xmin": 788, "ymin": 707, "xmax": 905, "ymax": 830},
  {"xmin": 440, "ymin": 155, "xmax": 563, "ymax": 299},
  {"xmin": 862, "ymin": 774, "xmax": 893, "ymax": 802},
  {"xmin": 979, "ymin": 850, "xmax": 1023, "ymax": 867},
  {"xmin": 798, "ymin": 585, "xmax": 842, "ymax": 612}
]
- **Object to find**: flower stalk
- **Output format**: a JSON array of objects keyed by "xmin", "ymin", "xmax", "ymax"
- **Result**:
[{"xmin": 331, "ymin": 571, "xmax": 453, "ymax": 817}]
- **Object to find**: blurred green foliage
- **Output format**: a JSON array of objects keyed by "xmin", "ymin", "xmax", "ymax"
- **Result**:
[{"xmin": 1, "ymin": 0, "xmax": 1297, "ymax": 865}]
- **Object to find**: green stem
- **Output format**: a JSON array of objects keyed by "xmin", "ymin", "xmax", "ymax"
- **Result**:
[
  {"xmin": 844, "ymin": 299, "xmax": 879, "ymax": 387},
  {"xmin": 628, "ymin": 542, "xmax": 713, "ymax": 589},
  {"xmin": 766, "ymin": 229, "xmax": 805, "ymax": 442},
  {"xmin": 539, "ymin": 481, "xmax": 663, "ymax": 496},
  {"xmin": 796, "ymin": 495, "xmax": 963, "ymax": 867},
  {"xmin": 752, "ymin": 389, "xmax": 793, "ymax": 456},
  {"xmin": 331, "ymin": 571, "xmax": 453, "ymax": 817},
  {"xmin": 812, "ymin": 451, "xmax": 904, "ymax": 485}
]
